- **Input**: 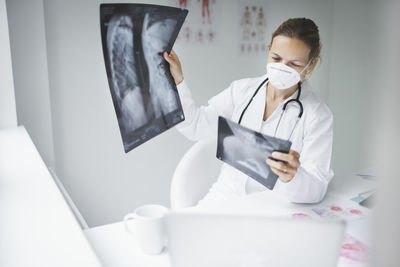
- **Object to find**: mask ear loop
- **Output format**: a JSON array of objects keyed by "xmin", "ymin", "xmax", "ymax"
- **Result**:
[{"xmin": 300, "ymin": 58, "xmax": 314, "ymax": 80}]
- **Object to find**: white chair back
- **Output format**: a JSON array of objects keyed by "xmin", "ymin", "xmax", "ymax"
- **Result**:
[{"xmin": 170, "ymin": 138, "xmax": 222, "ymax": 209}]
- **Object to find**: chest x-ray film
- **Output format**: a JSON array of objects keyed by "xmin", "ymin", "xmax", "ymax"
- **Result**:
[
  {"xmin": 217, "ymin": 116, "xmax": 292, "ymax": 190},
  {"xmin": 100, "ymin": 4, "xmax": 188, "ymax": 152}
]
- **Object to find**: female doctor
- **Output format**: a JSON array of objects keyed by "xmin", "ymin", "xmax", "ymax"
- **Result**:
[{"xmin": 163, "ymin": 18, "xmax": 333, "ymax": 205}]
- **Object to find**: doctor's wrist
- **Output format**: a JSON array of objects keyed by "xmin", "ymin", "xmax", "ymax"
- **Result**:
[{"xmin": 175, "ymin": 77, "xmax": 184, "ymax": 86}]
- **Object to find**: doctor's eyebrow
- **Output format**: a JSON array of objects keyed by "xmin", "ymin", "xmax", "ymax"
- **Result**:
[{"xmin": 270, "ymin": 52, "xmax": 305, "ymax": 65}]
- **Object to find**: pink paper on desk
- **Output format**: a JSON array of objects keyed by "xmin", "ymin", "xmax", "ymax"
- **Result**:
[
  {"xmin": 340, "ymin": 234, "xmax": 370, "ymax": 263},
  {"xmin": 291, "ymin": 213, "xmax": 312, "ymax": 218},
  {"xmin": 311, "ymin": 204, "xmax": 365, "ymax": 220}
]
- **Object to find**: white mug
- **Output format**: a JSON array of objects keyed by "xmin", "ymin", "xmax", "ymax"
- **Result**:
[{"xmin": 123, "ymin": 204, "xmax": 169, "ymax": 255}]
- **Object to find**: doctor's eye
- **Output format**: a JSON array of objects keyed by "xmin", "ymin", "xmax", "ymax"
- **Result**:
[{"xmin": 271, "ymin": 57, "xmax": 281, "ymax": 61}]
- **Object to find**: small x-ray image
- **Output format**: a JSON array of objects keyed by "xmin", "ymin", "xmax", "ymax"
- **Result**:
[
  {"xmin": 216, "ymin": 116, "xmax": 292, "ymax": 190},
  {"xmin": 100, "ymin": 4, "xmax": 188, "ymax": 152}
]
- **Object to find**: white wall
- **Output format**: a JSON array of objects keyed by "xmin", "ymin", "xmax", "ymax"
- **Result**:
[
  {"xmin": 6, "ymin": 0, "xmax": 55, "ymax": 167},
  {"xmin": 327, "ymin": 0, "xmax": 375, "ymax": 183},
  {"xmin": 40, "ymin": 0, "xmax": 333, "ymax": 226},
  {"xmin": 371, "ymin": 0, "xmax": 400, "ymax": 264},
  {"xmin": 0, "ymin": 0, "xmax": 17, "ymax": 129},
  {"xmin": 327, "ymin": 2, "xmax": 400, "ymax": 262}
]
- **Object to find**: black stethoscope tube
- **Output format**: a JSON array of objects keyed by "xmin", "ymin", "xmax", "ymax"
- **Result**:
[{"xmin": 238, "ymin": 77, "xmax": 304, "ymax": 141}]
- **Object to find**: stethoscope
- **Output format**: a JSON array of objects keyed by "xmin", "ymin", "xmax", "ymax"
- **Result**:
[{"xmin": 238, "ymin": 77, "xmax": 303, "ymax": 141}]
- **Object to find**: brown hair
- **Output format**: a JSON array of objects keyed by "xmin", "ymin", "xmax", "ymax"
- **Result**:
[{"xmin": 269, "ymin": 18, "xmax": 322, "ymax": 62}]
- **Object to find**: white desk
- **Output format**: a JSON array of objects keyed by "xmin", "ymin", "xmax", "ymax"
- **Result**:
[
  {"xmin": 85, "ymin": 222, "xmax": 170, "ymax": 267},
  {"xmin": 0, "ymin": 126, "xmax": 102, "ymax": 267},
  {"xmin": 85, "ymin": 175, "xmax": 375, "ymax": 267}
]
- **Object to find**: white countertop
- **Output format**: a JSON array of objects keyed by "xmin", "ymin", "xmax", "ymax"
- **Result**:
[
  {"xmin": 0, "ymin": 126, "xmax": 102, "ymax": 267},
  {"xmin": 86, "ymin": 221, "xmax": 171, "ymax": 267}
]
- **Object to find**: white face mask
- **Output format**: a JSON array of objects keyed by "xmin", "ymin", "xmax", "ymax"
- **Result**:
[{"xmin": 266, "ymin": 60, "xmax": 311, "ymax": 90}]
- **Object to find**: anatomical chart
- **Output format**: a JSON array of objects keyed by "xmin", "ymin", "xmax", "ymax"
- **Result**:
[
  {"xmin": 100, "ymin": 4, "xmax": 188, "ymax": 152},
  {"xmin": 238, "ymin": 1, "xmax": 268, "ymax": 55},
  {"xmin": 170, "ymin": 0, "xmax": 221, "ymax": 44}
]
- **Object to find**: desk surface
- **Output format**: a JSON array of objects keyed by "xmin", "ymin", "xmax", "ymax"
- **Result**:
[
  {"xmin": 85, "ymin": 221, "xmax": 170, "ymax": 267},
  {"xmin": 85, "ymin": 177, "xmax": 374, "ymax": 267},
  {"xmin": 0, "ymin": 126, "xmax": 102, "ymax": 267}
]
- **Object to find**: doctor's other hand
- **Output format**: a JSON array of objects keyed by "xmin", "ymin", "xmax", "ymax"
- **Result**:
[
  {"xmin": 163, "ymin": 50, "xmax": 184, "ymax": 85},
  {"xmin": 266, "ymin": 150, "xmax": 301, "ymax": 183}
]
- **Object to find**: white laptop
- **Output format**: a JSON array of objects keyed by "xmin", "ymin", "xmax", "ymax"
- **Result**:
[{"xmin": 165, "ymin": 211, "xmax": 345, "ymax": 267}]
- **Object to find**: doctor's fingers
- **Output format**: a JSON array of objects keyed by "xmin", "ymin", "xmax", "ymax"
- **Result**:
[
  {"xmin": 267, "ymin": 159, "xmax": 297, "ymax": 179},
  {"xmin": 170, "ymin": 49, "xmax": 178, "ymax": 57},
  {"xmin": 267, "ymin": 159, "xmax": 297, "ymax": 171},
  {"xmin": 270, "ymin": 166, "xmax": 294, "ymax": 182},
  {"xmin": 163, "ymin": 50, "xmax": 184, "ymax": 85},
  {"xmin": 271, "ymin": 151, "xmax": 300, "ymax": 168},
  {"xmin": 164, "ymin": 50, "xmax": 180, "ymax": 64}
]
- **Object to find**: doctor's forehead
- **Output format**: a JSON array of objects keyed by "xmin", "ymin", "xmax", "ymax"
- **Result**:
[{"xmin": 269, "ymin": 35, "xmax": 311, "ymax": 63}]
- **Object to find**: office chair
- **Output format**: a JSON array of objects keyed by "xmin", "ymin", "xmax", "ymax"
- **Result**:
[{"xmin": 170, "ymin": 138, "xmax": 222, "ymax": 209}]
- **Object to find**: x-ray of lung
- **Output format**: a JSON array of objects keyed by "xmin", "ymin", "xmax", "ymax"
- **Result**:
[
  {"xmin": 100, "ymin": 4, "xmax": 188, "ymax": 152},
  {"xmin": 216, "ymin": 116, "xmax": 292, "ymax": 190}
]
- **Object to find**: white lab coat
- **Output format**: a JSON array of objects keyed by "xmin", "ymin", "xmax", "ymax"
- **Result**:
[{"xmin": 175, "ymin": 73, "xmax": 334, "ymax": 204}]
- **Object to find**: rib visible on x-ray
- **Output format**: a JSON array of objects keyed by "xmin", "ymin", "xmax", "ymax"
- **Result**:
[
  {"xmin": 142, "ymin": 13, "xmax": 178, "ymax": 118},
  {"xmin": 107, "ymin": 15, "xmax": 148, "ymax": 131}
]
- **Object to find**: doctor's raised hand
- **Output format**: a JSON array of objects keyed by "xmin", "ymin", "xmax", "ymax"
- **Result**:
[{"xmin": 163, "ymin": 50, "xmax": 184, "ymax": 85}]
